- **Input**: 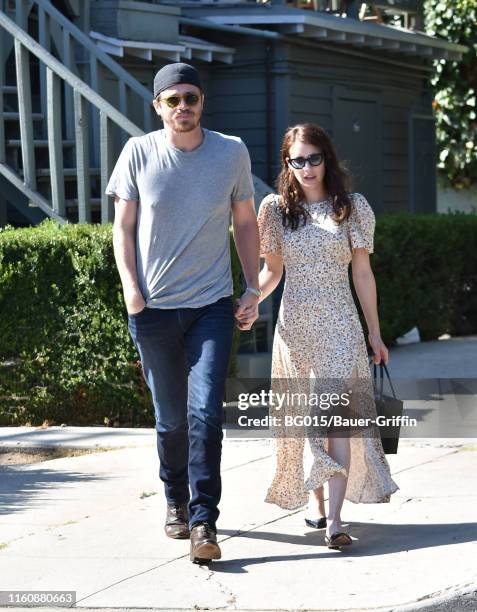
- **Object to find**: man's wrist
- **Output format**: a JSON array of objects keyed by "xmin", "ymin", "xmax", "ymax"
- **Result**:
[
  {"xmin": 124, "ymin": 282, "xmax": 141, "ymax": 294},
  {"xmin": 245, "ymin": 286, "xmax": 262, "ymax": 299}
]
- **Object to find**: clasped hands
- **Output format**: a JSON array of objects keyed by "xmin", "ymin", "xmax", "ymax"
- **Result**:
[{"xmin": 234, "ymin": 290, "xmax": 260, "ymax": 331}]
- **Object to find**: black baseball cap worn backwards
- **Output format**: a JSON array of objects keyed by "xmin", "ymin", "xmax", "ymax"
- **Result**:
[{"xmin": 153, "ymin": 63, "xmax": 202, "ymax": 99}]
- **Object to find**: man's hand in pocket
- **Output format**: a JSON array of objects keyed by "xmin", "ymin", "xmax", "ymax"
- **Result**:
[{"xmin": 124, "ymin": 288, "xmax": 146, "ymax": 315}]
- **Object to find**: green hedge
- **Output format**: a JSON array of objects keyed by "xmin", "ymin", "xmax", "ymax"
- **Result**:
[
  {"xmin": 424, "ymin": 0, "xmax": 477, "ymax": 189},
  {"xmin": 370, "ymin": 212, "xmax": 477, "ymax": 342},
  {"xmin": 0, "ymin": 221, "xmax": 243, "ymax": 427},
  {"xmin": 0, "ymin": 213, "xmax": 476, "ymax": 426}
]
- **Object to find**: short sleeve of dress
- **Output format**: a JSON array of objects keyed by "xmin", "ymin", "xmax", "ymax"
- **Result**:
[
  {"xmin": 347, "ymin": 193, "xmax": 375, "ymax": 254},
  {"xmin": 257, "ymin": 194, "xmax": 282, "ymax": 256}
]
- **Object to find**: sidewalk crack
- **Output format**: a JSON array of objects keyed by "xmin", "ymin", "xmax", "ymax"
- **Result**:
[
  {"xmin": 199, "ymin": 565, "xmax": 237, "ymax": 609},
  {"xmin": 390, "ymin": 448, "xmax": 460, "ymax": 477}
]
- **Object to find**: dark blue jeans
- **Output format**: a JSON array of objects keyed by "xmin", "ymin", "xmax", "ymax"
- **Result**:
[{"xmin": 127, "ymin": 295, "xmax": 235, "ymax": 532}]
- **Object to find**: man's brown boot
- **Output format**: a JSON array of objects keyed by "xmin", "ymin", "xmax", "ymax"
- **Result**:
[
  {"xmin": 164, "ymin": 503, "xmax": 190, "ymax": 539},
  {"xmin": 190, "ymin": 522, "xmax": 221, "ymax": 563}
]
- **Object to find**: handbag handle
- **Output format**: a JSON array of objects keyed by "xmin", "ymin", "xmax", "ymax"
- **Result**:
[{"xmin": 369, "ymin": 357, "xmax": 398, "ymax": 399}]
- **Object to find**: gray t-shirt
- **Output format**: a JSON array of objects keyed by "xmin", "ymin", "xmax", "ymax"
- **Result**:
[{"xmin": 105, "ymin": 128, "xmax": 254, "ymax": 309}]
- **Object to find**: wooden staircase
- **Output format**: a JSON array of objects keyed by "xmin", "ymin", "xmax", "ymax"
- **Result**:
[{"xmin": 0, "ymin": 0, "xmax": 154, "ymax": 225}]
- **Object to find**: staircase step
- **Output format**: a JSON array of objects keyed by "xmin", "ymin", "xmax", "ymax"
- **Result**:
[
  {"xmin": 19, "ymin": 168, "xmax": 101, "ymax": 179},
  {"xmin": 28, "ymin": 198, "xmax": 101, "ymax": 211},
  {"xmin": 65, "ymin": 198, "xmax": 101, "ymax": 210},
  {"xmin": 38, "ymin": 168, "xmax": 101, "ymax": 177},
  {"xmin": 3, "ymin": 112, "xmax": 44, "ymax": 121},
  {"xmin": 7, "ymin": 139, "xmax": 76, "ymax": 148}
]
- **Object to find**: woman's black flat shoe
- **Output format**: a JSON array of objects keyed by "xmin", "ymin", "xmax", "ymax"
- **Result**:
[{"xmin": 305, "ymin": 517, "xmax": 327, "ymax": 529}]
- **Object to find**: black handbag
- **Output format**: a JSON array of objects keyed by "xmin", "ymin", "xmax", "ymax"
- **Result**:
[{"xmin": 370, "ymin": 358, "xmax": 403, "ymax": 454}]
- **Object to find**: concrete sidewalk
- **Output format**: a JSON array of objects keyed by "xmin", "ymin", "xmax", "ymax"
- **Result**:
[{"xmin": 0, "ymin": 336, "xmax": 476, "ymax": 611}]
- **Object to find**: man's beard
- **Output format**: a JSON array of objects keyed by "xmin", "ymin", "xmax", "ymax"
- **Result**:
[{"xmin": 171, "ymin": 114, "xmax": 200, "ymax": 132}]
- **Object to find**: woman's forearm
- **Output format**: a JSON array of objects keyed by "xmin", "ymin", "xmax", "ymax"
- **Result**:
[
  {"xmin": 352, "ymin": 270, "xmax": 381, "ymax": 336},
  {"xmin": 258, "ymin": 265, "xmax": 283, "ymax": 303}
]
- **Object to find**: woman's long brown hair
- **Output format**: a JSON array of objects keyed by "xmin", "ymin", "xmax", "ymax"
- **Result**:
[{"xmin": 276, "ymin": 123, "xmax": 353, "ymax": 230}]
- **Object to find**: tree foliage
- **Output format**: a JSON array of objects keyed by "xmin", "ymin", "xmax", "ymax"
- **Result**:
[{"xmin": 424, "ymin": 0, "xmax": 477, "ymax": 188}]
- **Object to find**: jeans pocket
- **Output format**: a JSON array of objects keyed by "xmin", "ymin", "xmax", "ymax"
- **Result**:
[
  {"xmin": 128, "ymin": 306, "xmax": 147, "ymax": 317},
  {"xmin": 128, "ymin": 306, "xmax": 148, "ymax": 319}
]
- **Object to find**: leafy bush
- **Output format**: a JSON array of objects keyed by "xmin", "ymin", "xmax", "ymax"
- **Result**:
[
  {"xmin": 424, "ymin": 0, "xmax": 477, "ymax": 188},
  {"xmin": 0, "ymin": 221, "xmax": 243, "ymax": 427},
  {"xmin": 365, "ymin": 211, "xmax": 477, "ymax": 343}
]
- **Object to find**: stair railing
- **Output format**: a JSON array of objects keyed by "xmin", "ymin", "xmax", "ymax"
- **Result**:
[
  {"xmin": 0, "ymin": 8, "xmax": 144, "ymax": 224},
  {"xmin": 7, "ymin": 0, "xmax": 154, "ymax": 167}
]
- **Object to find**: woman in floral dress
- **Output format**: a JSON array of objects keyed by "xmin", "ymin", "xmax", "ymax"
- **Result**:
[{"xmin": 237, "ymin": 123, "xmax": 398, "ymax": 548}]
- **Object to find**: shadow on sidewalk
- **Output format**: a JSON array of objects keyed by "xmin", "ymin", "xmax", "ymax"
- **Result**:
[
  {"xmin": 212, "ymin": 521, "xmax": 476, "ymax": 571},
  {"xmin": 0, "ymin": 466, "xmax": 108, "ymax": 516}
]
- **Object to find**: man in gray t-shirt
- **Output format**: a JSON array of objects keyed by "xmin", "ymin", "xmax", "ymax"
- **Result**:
[
  {"xmin": 106, "ymin": 63, "xmax": 260, "ymax": 564},
  {"xmin": 106, "ymin": 122, "xmax": 253, "ymax": 309}
]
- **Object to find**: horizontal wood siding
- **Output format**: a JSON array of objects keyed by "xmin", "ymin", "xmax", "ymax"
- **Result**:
[
  {"xmin": 206, "ymin": 37, "xmax": 269, "ymax": 183},
  {"xmin": 382, "ymin": 94, "xmax": 411, "ymax": 211},
  {"xmin": 286, "ymin": 43, "xmax": 435, "ymax": 213}
]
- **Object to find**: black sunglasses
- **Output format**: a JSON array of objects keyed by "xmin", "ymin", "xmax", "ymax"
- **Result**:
[
  {"xmin": 287, "ymin": 153, "xmax": 324, "ymax": 170},
  {"xmin": 159, "ymin": 93, "xmax": 200, "ymax": 108}
]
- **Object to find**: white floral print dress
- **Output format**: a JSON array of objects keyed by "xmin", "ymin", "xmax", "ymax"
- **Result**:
[{"xmin": 257, "ymin": 192, "xmax": 399, "ymax": 510}]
